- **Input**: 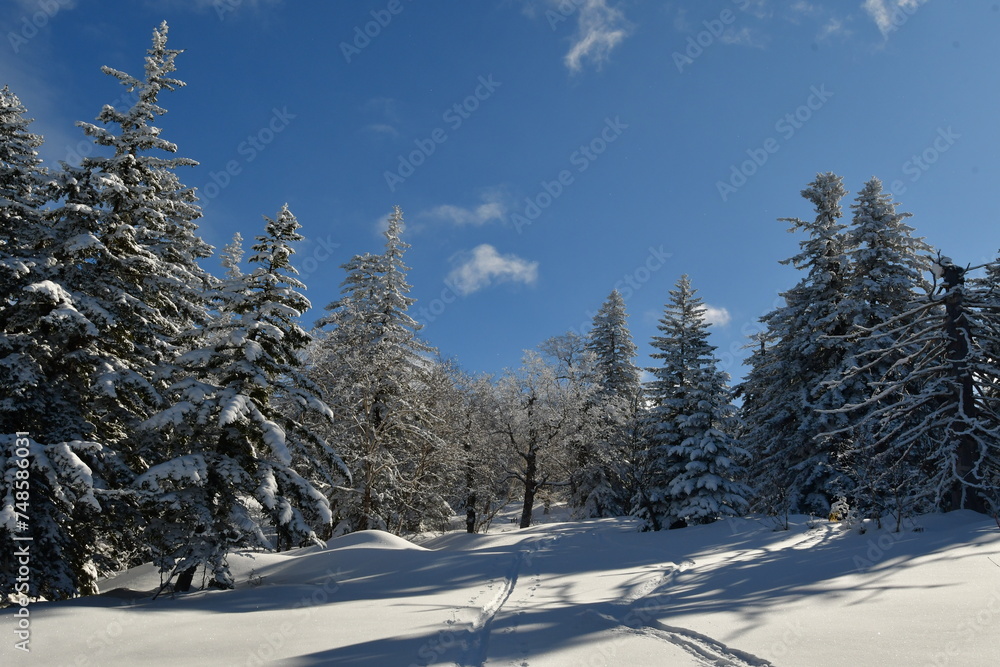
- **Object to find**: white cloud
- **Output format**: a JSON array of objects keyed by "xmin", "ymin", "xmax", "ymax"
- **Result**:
[
  {"xmin": 428, "ymin": 202, "xmax": 505, "ymax": 226},
  {"xmin": 700, "ymin": 304, "xmax": 732, "ymax": 327},
  {"xmin": 563, "ymin": 0, "xmax": 632, "ymax": 73},
  {"xmin": 862, "ymin": 0, "xmax": 925, "ymax": 37},
  {"xmin": 423, "ymin": 191, "xmax": 507, "ymax": 226},
  {"xmin": 447, "ymin": 244, "xmax": 538, "ymax": 296}
]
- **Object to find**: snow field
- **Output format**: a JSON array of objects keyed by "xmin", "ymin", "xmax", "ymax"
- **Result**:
[{"xmin": 2, "ymin": 511, "xmax": 999, "ymax": 666}]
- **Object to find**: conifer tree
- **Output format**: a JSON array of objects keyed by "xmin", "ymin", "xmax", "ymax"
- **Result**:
[
  {"xmin": 637, "ymin": 275, "xmax": 749, "ymax": 529},
  {"xmin": 311, "ymin": 206, "xmax": 446, "ymax": 534},
  {"xmin": 825, "ymin": 178, "xmax": 933, "ymax": 518},
  {"xmin": 140, "ymin": 206, "xmax": 347, "ymax": 590},
  {"xmin": 44, "ymin": 21, "xmax": 212, "ymax": 457},
  {"xmin": 830, "ymin": 254, "xmax": 1000, "ymax": 519},
  {"xmin": 739, "ymin": 173, "xmax": 853, "ymax": 516},
  {"xmin": 0, "ymin": 84, "xmax": 58, "ymax": 436},
  {"xmin": 0, "ymin": 85, "xmax": 49, "ymax": 299},
  {"xmin": 578, "ymin": 290, "xmax": 642, "ymax": 516},
  {"xmin": 0, "ymin": 23, "xmax": 217, "ymax": 597},
  {"xmin": 587, "ymin": 290, "xmax": 641, "ymax": 400},
  {"xmin": 0, "ymin": 87, "xmax": 117, "ymax": 599}
]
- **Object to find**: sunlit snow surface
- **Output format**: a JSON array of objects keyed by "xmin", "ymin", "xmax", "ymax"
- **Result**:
[{"xmin": 4, "ymin": 508, "xmax": 1000, "ymax": 666}]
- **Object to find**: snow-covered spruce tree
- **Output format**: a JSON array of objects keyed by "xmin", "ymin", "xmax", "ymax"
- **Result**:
[
  {"xmin": 0, "ymin": 84, "xmax": 57, "ymax": 438},
  {"xmin": 311, "ymin": 206, "xmax": 448, "ymax": 534},
  {"xmin": 140, "ymin": 205, "xmax": 348, "ymax": 590},
  {"xmin": 587, "ymin": 290, "xmax": 641, "ymax": 400},
  {"xmin": 821, "ymin": 178, "xmax": 933, "ymax": 521},
  {"xmin": 0, "ymin": 88, "xmax": 127, "ymax": 600},
  {"xmin": 68, "ymin": 22, "xmax": 213, "ymax": 408},
  {"xmin": 739, "ymin": 173, "xmax": 853, "ymax": 517},
  {"xmin": 636, "ymin": 275, "xmax": 750, "ymax": 530},
  {"xmin": 55, "ymin": 24, "xmax": 212, "ymax": 457},
  {"xmin": 0, "ymin": 85, "xmax": 50, "ymax": 303},
  {"xmin": 3, "ymin": 23, "xmax": 224, "ymax": 598},
  {"xmin": 829, "ymin": 255, "xmax": 1000, "ymax": 518},
  {"xmin": 576, "ymin": 291, "xmax": 643, "ymax": 517},
  {"xmin": 56, "ymin": 21, "xmax": 213, "ymax": 583}
]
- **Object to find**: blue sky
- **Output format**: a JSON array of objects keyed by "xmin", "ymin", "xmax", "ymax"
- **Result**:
[{"xmin": 3, "ymin": 0, "xmax": 998, "ymax": 382}]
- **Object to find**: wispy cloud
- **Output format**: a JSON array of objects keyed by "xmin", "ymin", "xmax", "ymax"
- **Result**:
[
  {"xmin": 564, "ymin": 0, "xmax": 632, "ymax": 72},
  {"xmin": 862, "ymin": 0, "xmax": 925, "ymax": 37},
  {"xmin": 361, "ymin": 97, "xmax": 400, "ymax": 138},
  {"xmin": 672, "ymin": 7, "xmax": 691, "ymax": 32},
  {"xmin": 421, "ymin": 191, "xmax": 508, "ymax": 226},
  {"xmin": 427, "ymin": 202, "xmax": 504, "ymax": 226},
  {"xmin": 447, "ymin": 244, "xmax": 538, "ymax": 295},
  {"xmin": 790, "ymin": 1, "xmax": 820, "ymax": 16}
]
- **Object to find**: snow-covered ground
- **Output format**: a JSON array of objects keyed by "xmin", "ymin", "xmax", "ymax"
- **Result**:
[{"xmin": 4, "ymin": 507, "xmax": 1000, "ymax": 666}]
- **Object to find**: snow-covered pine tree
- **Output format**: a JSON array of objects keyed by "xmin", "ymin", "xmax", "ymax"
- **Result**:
[
  {"xmin": 0, "ymin": 87, "xmax": 116, "ymax": 600},
  {"xmin": 576, "ymin": 290, "xmax": 642, "ymax": 517},
  {"xmin": 823, "ymin": 178, "xmax": 933, "ymax": 520},
  {"xmin": 739, "ymin": 173, "xmax": 853, "ymax": 517},
  {"xmin": 62, "ymin": 21, "xmax": 215, "ymax": 582},
  {"xmin": 587, "ymin": 290, "xmax": 641, "ymax": 400},
  {"xmin": 2, "ymin": 23, "xmax": 218, "ymax": 597},
  {"xmin": 637, "ymin": 275, "xmax": 750, "ymax": 530},
  {"xmin": 0, "ymin": 84, "xmax": 57, "ymax": 436},
  {"xmin": 140, "ymin": 205, "xmax": 348, "ymax": 590},
  {"xmin": 829, "ymin": 253, "xmax": 1000, "ymax": 519},
  {"xmin": 0, "ymin": 85, "xmax": 49, "ymax": 302},
  {"xmin": 35, "ymin": 21, "xmax": 213, "ymax": 469},
  {"xmin": 311, "ymin": 206, "xmax": 448, "ymax": 534}
]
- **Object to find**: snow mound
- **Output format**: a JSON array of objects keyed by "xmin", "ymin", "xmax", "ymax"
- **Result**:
[
  {"xmin": 327, "ymin": 529, "xmax": 429, "ymax": 551},
  {"xmin": 96, "ymin": 562, "xmax": 162, "ymax": 598}
]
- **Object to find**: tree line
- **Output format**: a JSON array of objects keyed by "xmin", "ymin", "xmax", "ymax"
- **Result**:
[{"xmin": 2, "ymin": 24, "xmax": 999, "ymax": 602}]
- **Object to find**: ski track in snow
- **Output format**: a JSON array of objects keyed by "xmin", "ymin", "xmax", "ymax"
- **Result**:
[
  {"xmin": 453, "ymin": 535, "xmax": 560, "ymax": 667},
  {"xmin": 595, "ymin": 557, "xmax": 775, "ymax": 667},
  {"xmin": 448, "ymin": 531, "xmax": 774, "ymax": 667},
  {"xmin": 465, "ymin": 552, "xmax": 522, "ymax": 666},
  {"xmin": 620, "ymin": 622, "xmax": 775, "ymax": 667}
]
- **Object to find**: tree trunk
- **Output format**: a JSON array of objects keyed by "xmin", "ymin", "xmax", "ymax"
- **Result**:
[
  {"xmin": 519, "ymin": 446, "xmax": 538, "ymax": 529},
  {"xmin": 466, "ymin": 492, "xmax": 477, "ymax": 533},
  {"xmin": 360, "ymin": 458, "xmax": 375, "ymax": 530},
  {"xmin": 174, "ymin": 565, "xmax": 197, "ymax": 592},
  {"xmin": 942, "ymin": 264, "xmax": 984, "ymax": 512},
  {"xmin": 465, "ymin": 442, "xmax": 477, "ymax": 533}
]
